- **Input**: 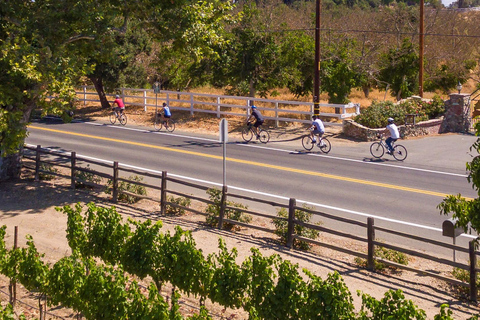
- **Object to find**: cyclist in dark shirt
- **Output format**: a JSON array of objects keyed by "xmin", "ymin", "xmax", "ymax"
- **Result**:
[{"xmin": 246, "ymin": 105, "xmax": 264, "ymax": 138}]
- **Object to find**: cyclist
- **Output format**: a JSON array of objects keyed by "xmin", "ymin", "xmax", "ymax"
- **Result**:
[
  {"xmin": 162, "ymin": 102, "xmax": 172, "ymax": 126},
  {"xmin": 246, "ymin": 104, "xmax": 264, "ymax": 138},
  {"xmin": 385, "ymin": 117, "xmax": 400, "ymax": 154},
  {"xmin": 112, "ymin": 94, "xmax": 125, "ymax": 115},
  {"xmin": 310, "ymin": 115, "xmax": 325, "ymax": 144}
]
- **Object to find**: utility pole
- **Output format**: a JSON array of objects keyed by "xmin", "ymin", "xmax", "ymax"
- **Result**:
[
  {"xmin": 419, "ymin": 0, "xmax": 424, "ymax": 98},
  {"xmin": 314, "ymin": 0, "xmax": 321, "ymax": 116}
]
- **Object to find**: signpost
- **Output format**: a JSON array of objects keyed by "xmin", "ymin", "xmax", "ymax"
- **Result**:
[
  {"xmin": 153, "ymin": 82, "xmax": 161, "ymax": 115},
  {"xmin": 219, "ymin": 119, "xmax": 228, "ymax": 186}
]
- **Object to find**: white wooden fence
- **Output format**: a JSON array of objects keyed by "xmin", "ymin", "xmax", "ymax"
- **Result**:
[{"xmin": 77, "ymin": 86, "xmax": 360, "ymax": 127}]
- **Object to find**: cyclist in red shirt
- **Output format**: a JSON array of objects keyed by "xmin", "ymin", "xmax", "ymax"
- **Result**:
[{"xmin": 112, "ymin": 95, "xmax": 125, "ymax": 115}]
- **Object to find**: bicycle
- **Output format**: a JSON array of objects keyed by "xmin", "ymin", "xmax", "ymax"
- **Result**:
[
  {"xmin": 154, "ymin": 112, "xmax": 176, "ymax": 132},
  {"xmin": 301, "ymin": 133, "xmax": 331, "ymax": 153},
  {"xmin": 110, "ymin": 107, "xmax": 127, "ymax": 125},
  {"xmin": 370, "ymin": 134, "xmax": 407, "ymax": 161},
  {"xmin": 242, "ymin": 122, "xmax": 270, "ymax": 143}
]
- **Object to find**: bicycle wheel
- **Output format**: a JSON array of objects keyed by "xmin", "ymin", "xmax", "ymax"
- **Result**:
[
  {"xmin": 154, "ymin": 115, "xmax": 163, "ymax": 131},
  {"xmin": 258, "ymin": 129, "xmax": 270, "ymax": 143},
  {"xmin": 370, "ymin": 142, "xmax": 384, "ymax": 158},
  {"xmin": 165, "ymin": 119, "xmax": 175, "ymax": 132},
  {"xmin": 318, "ymin": 138, "xmax": 331, "ymax": 154},
  {"xmin": 119, "ymin": 113, "xmax": 127, "ymax": 126},
  {"xmin": 109, "ymin": 112, "xmax": 117, "ymax": 124},
  {"xmin": 392, "ymin": 144, "xmax": 407, "ymax": 161},
  {"xmin": 302, "ymin": 135, "xmax": 314, "ymax": 151},
  {"xmin": 242, "ymin": 127, "xmax": 253, "ymax": 142}
]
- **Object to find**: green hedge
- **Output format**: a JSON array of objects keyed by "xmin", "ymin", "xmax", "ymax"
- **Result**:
[{"xmin": 354, "ymin": 95, "xmax": 445, "ymax": 129}]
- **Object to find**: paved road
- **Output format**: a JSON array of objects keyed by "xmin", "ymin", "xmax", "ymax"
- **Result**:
[{"xmin": 26, "ymin": 119, "xmax": 479, "ymax": 260}]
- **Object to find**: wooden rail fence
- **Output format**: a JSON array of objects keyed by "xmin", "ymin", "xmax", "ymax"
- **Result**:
[{"xmin": 22, "ymin": 144, "xmax": 479, "ymax": 301}]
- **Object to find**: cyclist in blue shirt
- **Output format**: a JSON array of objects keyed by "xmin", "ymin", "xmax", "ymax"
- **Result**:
[{"xmin": 162, "ymin": 102, "xmax": 172, "ymax": 126}]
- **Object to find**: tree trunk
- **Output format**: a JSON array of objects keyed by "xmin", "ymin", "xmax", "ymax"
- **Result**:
[
  {"xmin": 363, "ymin": 86, "xmax": 370, "ymax": 98},
  {"xmin": 90, "ymin": 77, "xmax": 111, "ymax": 109},
  {"xmin": 0, "ymin": 151, "xmax": 23, "ymax": 181}
]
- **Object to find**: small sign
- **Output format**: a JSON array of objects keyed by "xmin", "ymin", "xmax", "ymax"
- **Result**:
[
  {"xmin": 153, "ymin": 82, "xmax": 161, "ymax": 94},
  {"xmin": 219, "ymin": 119, "xmax": 228, "ymax": 142}
]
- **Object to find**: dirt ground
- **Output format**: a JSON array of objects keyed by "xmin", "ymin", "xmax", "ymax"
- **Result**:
[{"xmin": 1, "ymin": 104, "xmax": 480, "ymax": 319}]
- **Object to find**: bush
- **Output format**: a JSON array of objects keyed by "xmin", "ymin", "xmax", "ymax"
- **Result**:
[
  {"xmin": 164, "ymin": 195, "xmax": 191, "ymax": 215},
  {"xmin": 205, "ymin": 188, "xmax": 251, "ymax": 231},
  {"xmin": 75, "ymin": 165, "xmax": 101, "ymax": 189},
  {"xmin": 355, "ymin": 246, "xmax": 409, "ymax": 271},
  {"xmin": 38, "ymin": 163, "xmax": 58, "ymax": 180},
  {"xmin": 451, "ymin": 262, "xmax": 480, "ymax": 298},
  {"xmin": 106, "ymin": 175, "xmax": 147, "ymax": 204},
  {"xmin": 272, "ymin": 204, "xmax": 320, "ymax": 250},
  {"xmin": 354, "ymin": 95, "xmax": 445, "ymax": 129}
]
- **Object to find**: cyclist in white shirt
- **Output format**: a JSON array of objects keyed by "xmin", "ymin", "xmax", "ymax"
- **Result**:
[
  {"xmin": 310, "ymin": 115, "xmax": 325, "ymax": 144},
  {"xmin": 385, "ymin": 117, "xmax": 400, "ymax": 154}
]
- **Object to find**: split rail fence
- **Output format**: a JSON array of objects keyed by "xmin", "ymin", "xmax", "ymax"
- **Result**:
[
  {"xmin": 76, "ymin": 86, "xmax": 360, "ymax": 127},
  {"xmin": 22, "ymin": 144, "xmax": 480, "ymax": 302}
]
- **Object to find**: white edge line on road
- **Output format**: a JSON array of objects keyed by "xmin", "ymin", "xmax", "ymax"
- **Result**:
[
  {"xmin": 80, "ymin": 120, "xmax": 466, "ymax": 177},
  {"xmin": 237, "ymin": 142, "xmax": 468, "ymax": 178},
  {"xmin": 27, "ymin": 144, "xmax": 476, "ymax": 240}
]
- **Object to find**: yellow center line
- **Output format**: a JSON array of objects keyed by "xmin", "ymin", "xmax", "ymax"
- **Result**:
[{"xmin": 29, "ymin": 125, "xmax": 463, "ymax": 199}]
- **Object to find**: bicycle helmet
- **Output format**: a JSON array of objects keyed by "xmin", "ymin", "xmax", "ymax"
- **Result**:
[
  {"xmin": 312, "ymin": 115, "xmax": 317, "ymax": 120},
  {"xmin": 251, "ymin": 105, "xmax": 257, "ymax": 109},
  {"xmin": 162, "ymin": 102, "xmax": 167, "ymax": 107},
  {"xmin": 115, "ymin": 94, "xmax": 120, "ymax": 99},
  {"xmin": 387, "ymin": 117, "xmax": 394, "ymax": 124}
]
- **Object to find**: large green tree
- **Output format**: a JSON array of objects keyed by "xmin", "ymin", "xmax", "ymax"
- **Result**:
[
  {"xmin": 378, "ymin": 38, "xmax": 419, "ymax": 101},
  {"xmin": 0, "ymin": 0, "xmax": 237, "ymax": 181}
]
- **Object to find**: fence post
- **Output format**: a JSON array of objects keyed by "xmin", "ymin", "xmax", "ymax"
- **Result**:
[
  {"xmin": 190, "ymin": 94, "xmax": 194, "ymax": 116},
  {"xmin": 217, "ymin": 97, "xmax": 221, "ymax": 118},
  {"xmin": 275, "ymin": 102, "xmax": 279, "ymax": 127},
  {"xmin": 112, "ymin": 161, "xmax": 119, "ymax": 203},
  {"xmin": 83, "ymin": 86, "xmax": 87, "ymax": 106},
  {"xmin": 35, "ymin": 145, "xmax": 41, "ymax": 181},
  {"xmin": 367, "ymin": 217, "xmax": 375, "ymax": 271},
  {"xmin": 71, "ymin": 152, "xmax": 76, "ymax": 189},
  {"xmin": 470, "ymin": 240, "xmax": 477, "ymax": 302},
  {"xmin": 9, "ymin": 226, "xmax": 17, "ymax": 307},
  {"xmin": 286, "ymin": 198, "xmax": 296, "ymax": 249},
  {"xmin": 218, "ymin": 185, "xmax": 228, "ymax": 229},
  {"xmin": 143, "ymin": 90, "xmax": 147, "ymax": 112},
  {"xmin": 161, "ymin": 171, "xmax": 167, "ymax": 215}
]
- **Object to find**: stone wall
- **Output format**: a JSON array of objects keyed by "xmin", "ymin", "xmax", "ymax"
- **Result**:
[{"xmin": 343, "ymin": 118, "xmax": 444, "ymax": 142}]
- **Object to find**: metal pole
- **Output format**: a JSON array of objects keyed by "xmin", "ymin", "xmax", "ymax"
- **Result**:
[
  {"xmin": 223, "ymin": 140, "xmax": 226, "ymax": 187},
  {"xmin": 313, "ymin": 0, "xmax": 321, "ymax": 116},
  {"xmin": 419, "ymin": 0, "xmax": 424, "ymax": 97}
]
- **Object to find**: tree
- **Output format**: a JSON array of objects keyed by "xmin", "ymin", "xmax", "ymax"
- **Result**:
[
  {"xmin": 0, "ymin": 0, "xmax": 96, "ymax": 181},
  {"xmin": 378, "ymin": 38, "xmax": 419, "ymax": 101},
  {"xmin": 0, "ymin": 0, "xmax": 237, "ymax": 181},
  {"xmin": 438, "ymin": 123, "xmax": 480, "ymax": 236},
  {"xmin": 320, "ymin": 38, "xmax": 362, "ymax": 104}
]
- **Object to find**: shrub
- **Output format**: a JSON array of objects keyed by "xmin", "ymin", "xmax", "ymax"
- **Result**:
[
  {"xmin": 38, "ymin": 163, "xmax": 58, "ymax": 180},
  {"xmin": 106, "ymin": 175, "xmax": 147, "ymax": 204},
  {"xmin": 75, "ymin": 165, "xmax": 101, "ymax": 189},
  {"xmin": 164, "ymin": 195, "xmax": 191, "ymax": 215},
  {"xmin": 354, "ymin": 96, "xmax": 445, "ymax": 129},
  {"xmin": 272, "ymin": 204, "xmax": 320, "ymax": 250},
  {"xmin": 451, "ymin": 262, "xmax": 480, "ymax": 298},
  {"xmin": 355, "ymin": 246, "xmax": 409, "ymax": 271},
  {"xmin": 205, "ymin": 188, "xmax": 251, "ymax": 231}
]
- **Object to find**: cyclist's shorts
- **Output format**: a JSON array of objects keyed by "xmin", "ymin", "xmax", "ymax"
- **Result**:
[
  {"xmin": 313, "ymin": 129, "xmax": 324, "ymax": 136},
  {"xmin": 254, "ymin": 120, "xmax": 264, "ymax": 127}
]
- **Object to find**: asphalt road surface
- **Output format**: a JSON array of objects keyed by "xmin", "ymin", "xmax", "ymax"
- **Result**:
[{"xmin": 26, "ymin": 119, "xmax": 479, "ymax": 260}]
